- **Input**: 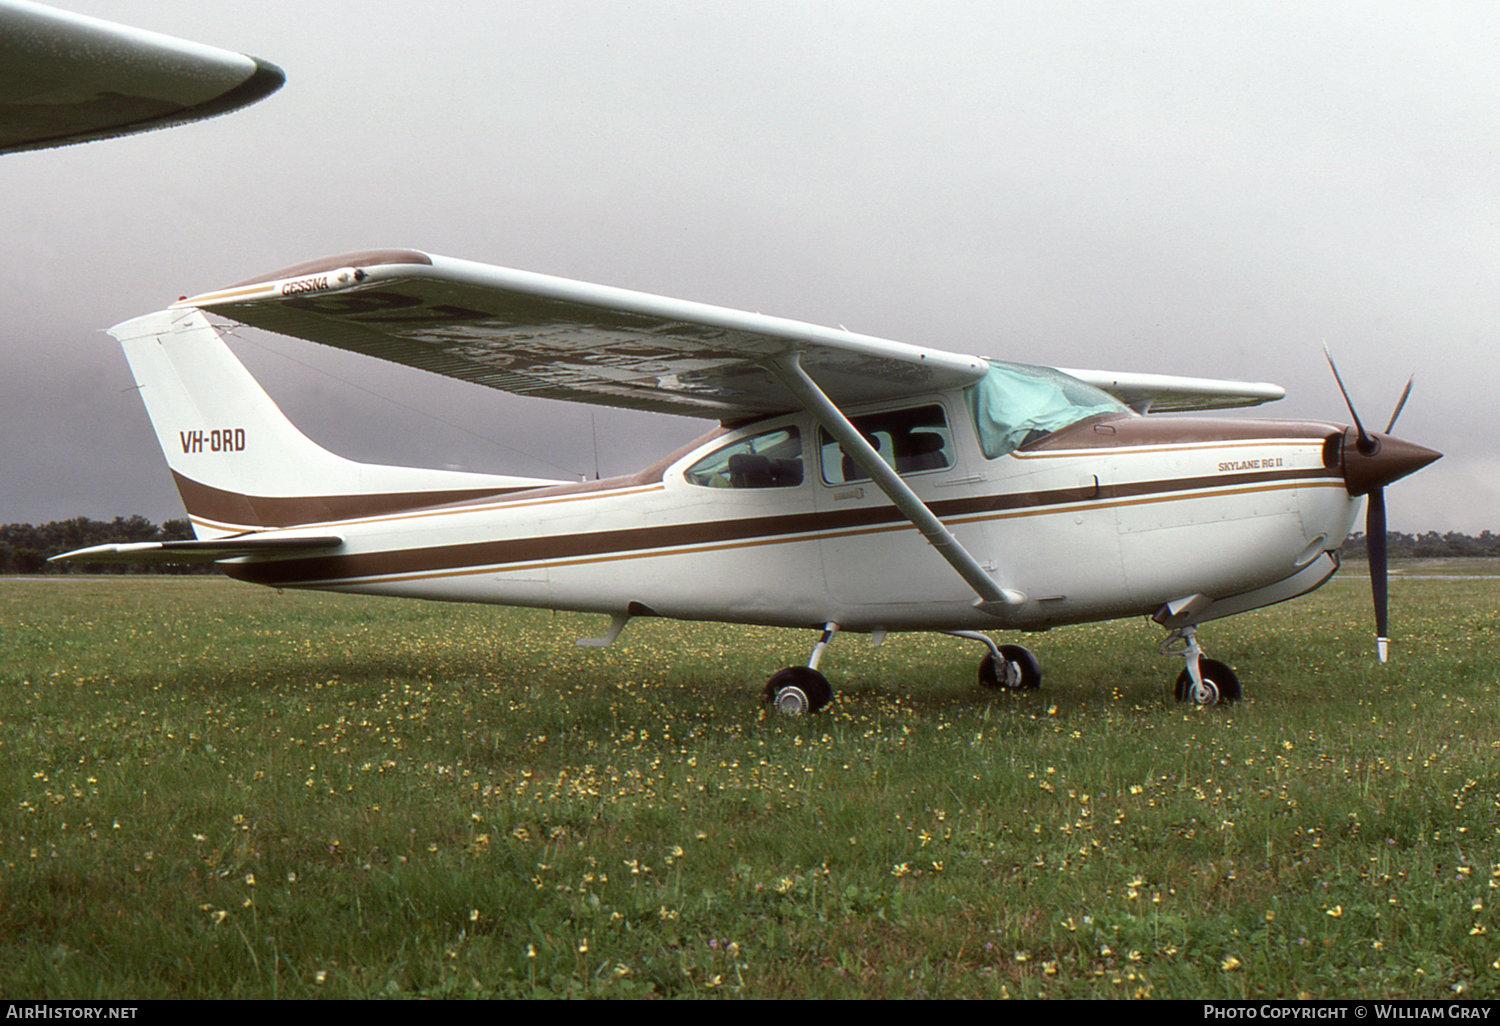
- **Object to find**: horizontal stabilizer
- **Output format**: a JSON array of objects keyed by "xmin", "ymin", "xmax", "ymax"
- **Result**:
[{"xmin": 51, "ymin": 534, "xmax": 343, "ymax": 565}]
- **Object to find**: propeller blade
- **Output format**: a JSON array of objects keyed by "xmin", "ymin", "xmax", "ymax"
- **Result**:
[
  {"xmin": 1324, "ymin": 350, "xmax": 1427, "ymax": 662},
  {"xmin": 1384, "ymin": 377, "xmax": 1414, "ymax": 434},
  {"xmin": 1324, "ymin": 347, "xmax": 1374, "ymax": 454},
  {"xmin": 1367, "ymin": 487, "xmax": 1389, "ymax": 663}
]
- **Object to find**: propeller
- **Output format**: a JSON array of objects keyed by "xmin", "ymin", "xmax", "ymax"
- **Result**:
[{"xmin": 1325, "ymin": 348, "xmax": 1433, "ymax": 663}]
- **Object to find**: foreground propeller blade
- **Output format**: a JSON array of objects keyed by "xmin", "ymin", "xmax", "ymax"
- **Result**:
[
  {"xmin": 1367, "ymin": 488, "xmax": 1389, "ymax": 663},
  {"xmin": 1325, "ymin": 347, "xmax": 1374, "ymax": 454}
]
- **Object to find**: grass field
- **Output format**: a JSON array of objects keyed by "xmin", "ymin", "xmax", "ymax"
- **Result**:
[{"xmin": 3, "ymin": 569, "xmax": 1499, "ymax": 998}]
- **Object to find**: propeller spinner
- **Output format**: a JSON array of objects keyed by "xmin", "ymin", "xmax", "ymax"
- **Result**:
[{"xmin": 1325, "ymin": 351, "xmax": 1441, "ymax": 662}]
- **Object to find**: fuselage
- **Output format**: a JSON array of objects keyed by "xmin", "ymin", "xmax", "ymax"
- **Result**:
[{"xmin": 211, "ymin": 389, "xmax": 1362, "ymax": 636}]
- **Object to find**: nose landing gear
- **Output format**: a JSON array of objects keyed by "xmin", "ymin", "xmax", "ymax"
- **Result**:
[{"xmin": 1161, "ymin": 626, "xmax": 1240, "ymax": 706}]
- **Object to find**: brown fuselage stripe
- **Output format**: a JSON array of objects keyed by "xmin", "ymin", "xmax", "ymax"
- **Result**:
[
  {"xmin": 217, "ymin": 465, "xmax": 1342, "ymax": 587},
  {"xmin": 172, "ymin": 472, "xmax": 533, "ymax": 529}
]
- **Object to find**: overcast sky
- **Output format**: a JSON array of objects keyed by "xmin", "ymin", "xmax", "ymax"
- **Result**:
[{"xmin": 3, "ymin": 1, "xmax": 1495, "ymax": 533}]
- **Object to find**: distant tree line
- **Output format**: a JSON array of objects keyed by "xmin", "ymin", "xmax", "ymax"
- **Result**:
[
  {"xmin": 1339, "ymin": 531, "xmax": 1500, "ymax": 560},
  {"xmin": 0, "ymin": 516, "xmax": 211, "ymax": 575}
]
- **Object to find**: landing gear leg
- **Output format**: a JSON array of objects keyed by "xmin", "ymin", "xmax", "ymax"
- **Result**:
[
  {"xmin": 762, "ymin": 622, "xmax": 838, "ymax": 715},
  {"xmin": 1161, "ymin": 626, "xmax": 1240, "ymax": 706},
  {"xmin": 949, "ymin": 631, "xmax": 1041, "ymax": 691}
]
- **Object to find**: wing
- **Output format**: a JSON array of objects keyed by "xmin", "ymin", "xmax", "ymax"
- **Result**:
[
  {"xmin": 1058, "ymin": 367, "xmax": 1285, "ymax": 413},
  {"xmin": 0, "ymin": 0, "xmax": 283, "ymax": 155},
  {"xmin": 174, "ymin": 250, "xmax": 989, "ymax": 419},
  {"xmin": 51, "ymin": 534, "xmax": 342, "ymax": 565},
  {"xmin": 173, "ymin": 248, "xmax": 1284, "ymax": 419}
]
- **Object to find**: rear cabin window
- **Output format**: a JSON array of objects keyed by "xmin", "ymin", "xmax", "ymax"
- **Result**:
[
  {"xmin": 966, "ymin": 361, "xmax": 1128, "ymax": 459},
  {"xmin": 819, "ymin": 404, "xmax": 953, "ymax": 485},
  {"xmin": 684, "ymin": 427, "xmax": 804, "ymax": 488}
]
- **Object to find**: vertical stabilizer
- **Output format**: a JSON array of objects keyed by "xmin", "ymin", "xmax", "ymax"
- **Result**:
[{"xmin": 112, "ymin": 310, "xmax": 560, "ymax": 537}]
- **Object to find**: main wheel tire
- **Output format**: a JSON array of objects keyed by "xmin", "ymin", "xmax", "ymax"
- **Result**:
[
  {"xmin": 762, "ymin": 666, "xmax": 833, "ymax": 714},
  {"xmin": 978, "ymin": 645, "xmax": 1041, "ymax": 691},
  {"xmin": 1174, "ymin": 657, "xmax": 1241, "ymax": 706}
]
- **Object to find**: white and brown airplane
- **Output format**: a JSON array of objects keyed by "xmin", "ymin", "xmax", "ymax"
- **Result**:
[{"xmin": 55, "ymin": 249, "xmax": 1440, "ymax": 712}]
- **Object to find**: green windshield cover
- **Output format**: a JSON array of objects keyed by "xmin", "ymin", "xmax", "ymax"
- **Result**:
[{"xmin": 966, "ymin": 361, "xmax": 1128, "ymax": 459}]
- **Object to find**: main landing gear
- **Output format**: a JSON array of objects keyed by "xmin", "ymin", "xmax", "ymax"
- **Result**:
[
  {"xmin": 761, "ymin": 624, "xmax": 1043, "ymax": 715},
  {"xmin": 950, "ymin": 630, "xmax": 1040, "ymax": 691},
  {"xmin": 1160, "ymin": 626, "xmax": 1240, "ymax": 706},
  {"xmin": 761, "ymin": 623, "xmax": 838, "ymax": 715}
]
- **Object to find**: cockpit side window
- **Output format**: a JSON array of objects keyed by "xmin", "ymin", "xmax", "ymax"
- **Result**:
[
  {"xmin": 819, "ymin": 404, "xmax": 953, "ymax": 485},
  {"xmin": 684, "ymin": 427, "xmax": 804, "ymax": 488},
  {"xmin": 966, "ymin": 361, "xmax": 1129, "ymax": 459}
]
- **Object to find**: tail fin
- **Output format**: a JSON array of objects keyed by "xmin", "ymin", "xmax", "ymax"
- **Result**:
[{"xmin": 112, "ymin": 309, "xmax": 561, "ymax": 537}]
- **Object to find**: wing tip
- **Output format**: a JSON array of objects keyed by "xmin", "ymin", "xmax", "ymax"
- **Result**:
[{"xmin": 0, "ymin": 52, "xmax": 285, "ymax": 157}]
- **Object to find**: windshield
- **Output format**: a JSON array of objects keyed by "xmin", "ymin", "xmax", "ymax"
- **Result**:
[{"xmin": 966, "ymin": 361, "xmax": 1129, "ymax": 459}]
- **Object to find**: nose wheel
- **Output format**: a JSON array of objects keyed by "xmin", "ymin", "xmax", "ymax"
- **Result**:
[
  {"xmin": 1173, "ymin": 658, "xmax": 1240, "ymax": 705},
  {"xmin": 1162, "ymin": 627, "xmax": 1240, "ymax": 706}
]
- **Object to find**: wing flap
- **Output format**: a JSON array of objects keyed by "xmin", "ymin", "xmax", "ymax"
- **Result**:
[
  {"xmin": 175, "ymin": 251, "xmax": 988, "ymax": 419},
  {"xmin": 50, "ymin": 534, "xmax": 343, "ymax": 565}
]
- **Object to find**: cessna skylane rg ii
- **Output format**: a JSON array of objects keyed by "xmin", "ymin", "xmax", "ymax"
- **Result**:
[{"xmin": 55, "ymin": 249, "xmax": 1440, "ymax": 712}]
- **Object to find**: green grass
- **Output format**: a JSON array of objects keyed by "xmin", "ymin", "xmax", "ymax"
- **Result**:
[{"xmin": 2, "ymin": 572, "xmax": 1499, "ymax": 998}]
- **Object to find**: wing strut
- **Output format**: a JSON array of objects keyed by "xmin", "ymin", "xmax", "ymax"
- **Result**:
[{"xmin": 766, "ymin": 352, "xmax": 1023, "ymax": 616}]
